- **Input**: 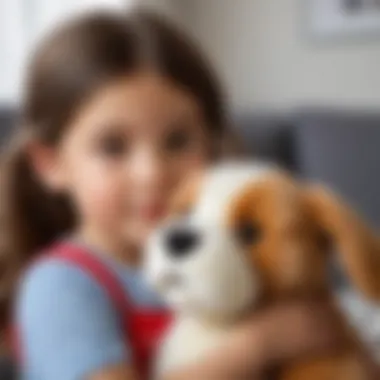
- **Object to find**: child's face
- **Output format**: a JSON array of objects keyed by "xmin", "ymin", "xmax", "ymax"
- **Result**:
[{"xmin": 43, "ymin": 73, "xmax": 209, "ymax": 249}]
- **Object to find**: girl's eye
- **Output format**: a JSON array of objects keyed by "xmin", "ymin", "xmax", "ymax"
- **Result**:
[
  {"xmin": 235, "ymin": 221, "xmax": 261, "ymax": 246},
  {"xmin": 99, "ymin": 134, "xmax": 128, "ymax": 157},
  {"xmin": 164, "ymin": 128, "xmax": 193, "ymax": 153}
]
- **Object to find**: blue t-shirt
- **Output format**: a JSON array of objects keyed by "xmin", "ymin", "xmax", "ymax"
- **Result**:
[{"xmin": 16, "ymin": 240, "xmax": 165, "ymax": 380}]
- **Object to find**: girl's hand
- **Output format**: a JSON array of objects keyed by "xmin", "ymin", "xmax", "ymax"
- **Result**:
[
  {"xmin": 253, "ymin": 300, "xmax": 343, "ymax": 365},
  {"xmin": 162, "ymin": 301, "xmax": 346, "ymax": 380}
]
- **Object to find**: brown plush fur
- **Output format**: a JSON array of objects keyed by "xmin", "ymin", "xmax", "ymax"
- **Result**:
[{"xmin": 172, "ymin": 170, "xmax": 380, "ymax": 380}]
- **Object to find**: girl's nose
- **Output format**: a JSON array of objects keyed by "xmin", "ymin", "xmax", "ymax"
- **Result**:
[{"xmin": 128, "ymin": 147, "xmax": 166, "ymax": 189}]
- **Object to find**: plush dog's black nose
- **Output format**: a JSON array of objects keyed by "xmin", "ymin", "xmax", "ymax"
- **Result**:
[{"xmin": 166, "ymin": 228, "xmax": 200, "ymax": 258}]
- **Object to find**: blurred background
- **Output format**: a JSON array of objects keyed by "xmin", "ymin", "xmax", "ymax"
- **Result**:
[
  {"xmin": 2, "ymin": 0, "xmax": 380, "ymax": 110},
  {"xmin": 0, "ymin": 0, "xmax": 380, "ymax": 375}
]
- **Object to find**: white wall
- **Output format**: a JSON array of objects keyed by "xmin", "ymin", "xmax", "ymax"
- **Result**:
[
  {"xmin": 139, "ymin": 0, "xmax": 187, "ymax": 24},
  {"xmin": 182, "ymin": 0, "xmax": 380, "ymax": 112},
  {"xmin": 0, "ymin": 0, "xmax": 133, "ymax": 105}
]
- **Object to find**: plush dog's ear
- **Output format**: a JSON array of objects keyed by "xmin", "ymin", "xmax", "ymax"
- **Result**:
[{"xmin": 305, "ymin": 185, "xmax": 380, "ymax": 301}]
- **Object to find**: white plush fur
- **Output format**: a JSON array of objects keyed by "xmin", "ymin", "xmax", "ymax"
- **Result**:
[{"xmin": 144, "ymin": 162, "xmax": 276, "ymax": 376}]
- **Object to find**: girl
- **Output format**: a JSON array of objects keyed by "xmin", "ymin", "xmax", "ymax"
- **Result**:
[{"xmin": 0, "ymin": 9, "xmax": 353, "ymax": 380}]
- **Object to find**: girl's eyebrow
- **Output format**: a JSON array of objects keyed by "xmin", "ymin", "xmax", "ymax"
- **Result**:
[
  {"xmin": 90, "ymin": 122, "xmax": 132, "ymax": 140},
  {"xmin": 165, "ymin": 107, "xmax": 204, "ymax": 127}
]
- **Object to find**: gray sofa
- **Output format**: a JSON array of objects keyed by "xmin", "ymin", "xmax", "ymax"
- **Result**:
[
  {"xmin": 0, "ymin": 107, "xmax": 380, "ymax": 372},
  {"xmin": 235, "ymin": 109, "xmax": 380, "ymax": 228}
]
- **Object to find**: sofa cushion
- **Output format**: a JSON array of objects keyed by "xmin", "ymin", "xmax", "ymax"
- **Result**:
[
  {"xmin": 234, "ymin": 114, "xmax": 296, "ymax": 170},
  {"xmin": 0, "ymin": 107, "xmax": 17, "ymax": 149},
  {"xmin": 293, "ymin": 110, "xmax": 380, "ymax": 228}
]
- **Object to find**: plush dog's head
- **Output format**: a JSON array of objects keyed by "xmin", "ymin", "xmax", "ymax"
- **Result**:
[{"xmin": 145, "ymin": 162, "xmax": 380, "ymax": 322}]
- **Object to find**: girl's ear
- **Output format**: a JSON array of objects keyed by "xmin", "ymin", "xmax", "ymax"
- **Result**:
[
  {"xmin": 27, "ymin": 142, "xmax": 67, "ymax": 192},
  {"xmin": 305, "ymin": 185, "xmax": 380, "ymax": 301}
]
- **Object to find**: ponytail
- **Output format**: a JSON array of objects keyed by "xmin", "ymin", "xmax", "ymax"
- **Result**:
[{"xmin": 0, "ymin": 132, "xmax": 75, "ymax": 332}]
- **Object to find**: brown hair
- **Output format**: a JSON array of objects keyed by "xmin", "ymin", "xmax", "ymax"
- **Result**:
[{"xmin": 0, "ymin": 9, "xmax": 233, "ymax": 331}]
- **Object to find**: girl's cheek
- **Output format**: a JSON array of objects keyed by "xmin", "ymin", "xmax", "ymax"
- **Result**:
[
  {"xmin": 72, "ymin": 165, "xmax": 126, "ymax": 223},
  {"xmin": 169, "ymin": 152, "xmax": 208, "ymax": 184},
  {"xmin": 122, "ymin": 221, "xmax": 153, "ymax": 248}
]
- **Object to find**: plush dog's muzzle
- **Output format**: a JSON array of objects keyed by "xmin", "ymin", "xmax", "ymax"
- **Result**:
[{"xmin": 145, "ymin": 218, "xmax": 259, "ymax": 321}]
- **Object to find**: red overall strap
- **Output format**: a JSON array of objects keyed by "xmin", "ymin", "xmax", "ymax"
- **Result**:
[
  {"xmin": 13, "ymin": 242, "xmax": 171, "ymax": 378},
  {"xmin": 51, "ymin": 242, "xmax": 131, "ymax": 334},
  {"xmin": 11, "ymin": 242, "xmax": 131, "ymax": 364}
]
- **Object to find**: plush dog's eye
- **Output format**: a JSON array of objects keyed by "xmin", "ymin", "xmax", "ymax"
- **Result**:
[{"xmin": 235, "ymin": 221, "xmax": 261, "ymax": 246}]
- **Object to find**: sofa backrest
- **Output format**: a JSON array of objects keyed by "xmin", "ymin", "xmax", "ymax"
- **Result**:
[
  {"xmin": 234, "ymin": 114, "xmax": 296, "ymax": 170},
  {"xmin": 293, "ymin": 111, "xmax": 380, "ymax": 228},
  {"xmin": 0, "ymin": 107, "xmax": 17, "ymax": 149},
  {"xmin": 234, "ymin": 110, "xmax": 380, "ymax": 229}
]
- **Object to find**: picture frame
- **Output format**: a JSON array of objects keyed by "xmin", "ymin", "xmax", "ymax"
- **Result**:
[{"xmin": 304, "ymin": 0, "xmax": 380, "ymax": 42}]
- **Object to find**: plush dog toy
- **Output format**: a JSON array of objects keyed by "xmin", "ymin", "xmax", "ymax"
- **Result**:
[{"xmin": 145, "ymin": 161, "xmax": 380, "ymax": 380}]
